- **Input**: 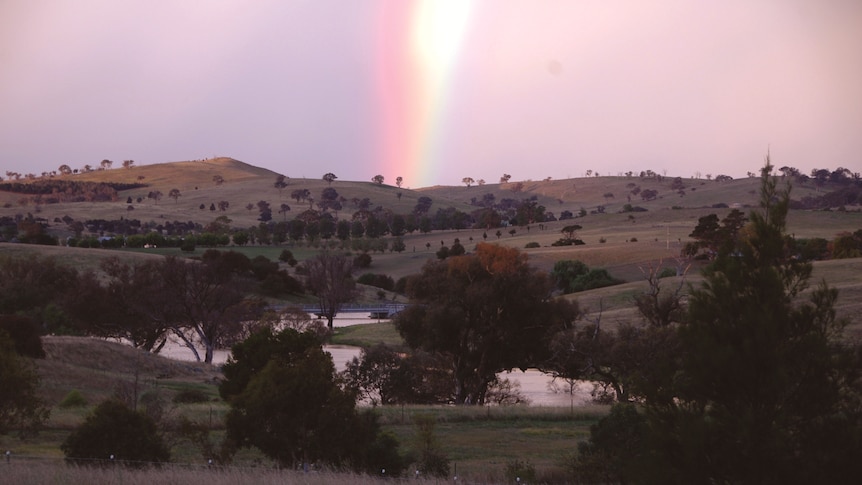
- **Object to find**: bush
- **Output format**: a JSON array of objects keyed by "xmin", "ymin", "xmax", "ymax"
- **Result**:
[
  {"xmin": 59, "ymin": 390, "xmax": 88, "ymax": 408},
  {"xmin": 571, "ymin": 403, "xmax": 648, "ymax": 483},
  {"xmin": 658, "ymin": 267, "xmax": 677, "ymax": 279},
  {"xmin": 62, "ymin": 400, "xmax": 170, "ymax": 467},
  {"xmin": 357, "ymin": 273, "xmax": 395, "ymax": 291},
  {"xmin": 172, "ymin": 388, "xmax": 210, "ymax": 404},
  {"xmin": 551, "ymin": 238, "xmax": 585, "ymax": 246},
  {"xmin": 0, "ymin": 314, "xmax": 45, "ymax": 358},
  {"xmin": 353, "ymin": 252, "xmax": 372, "ymax": 269},
  {"xmin": 505, "ymin": 459, "xmax": 537, "ymax": 483},
  {"xmin": 524, "ymin": 241, "xmax": 540, "ymax": 248}
]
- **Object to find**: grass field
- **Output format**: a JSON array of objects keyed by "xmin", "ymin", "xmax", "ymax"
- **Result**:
[
  {"xmin": 3, "ymin": 159, "xmax": 862, "ymax": 482},
  {"xmin": 0, "ymin": 336, "xmax": 606, "ymax": 484}
]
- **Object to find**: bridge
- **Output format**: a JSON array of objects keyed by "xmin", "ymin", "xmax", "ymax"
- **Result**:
[{"xmin": 298, "ymin": 303, "xmax": 408, "ymax": 319}]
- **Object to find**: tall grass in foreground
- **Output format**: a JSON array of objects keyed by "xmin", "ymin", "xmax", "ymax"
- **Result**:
[{"xmin": 3, "ymin": 461, "xmax": 447, "ymax": 485}]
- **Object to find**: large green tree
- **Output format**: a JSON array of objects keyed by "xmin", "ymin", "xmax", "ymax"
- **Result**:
[
  {"xmin": 0, "ymin": 330, "xmax": 49, "ymax": 436},
  {"xmin": 221, "ymin": 328, "xmax": 403, "ymax": 474},
  {"xmin": 61, "ymin": 399, "xmax": 169, "ymax": 467},
  {"xmin": 577, "ymin": 159, "xmax": 862, "ymax": 483},
  {"xmin": 396, "ymin": 243, "xmax": 579, "ymax": 404}
]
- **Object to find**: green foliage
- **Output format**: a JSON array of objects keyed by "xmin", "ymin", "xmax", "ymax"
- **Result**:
[
  {"xmin": 353, "ymin": 252, "xmax": 372, "ymax": 269},
  {"xmin": 61, "ymin": 399, "xmax": 169, "ymax": 467},
  {"xmin": 342, "ymin": 344, "xmax": 452, "ymax": 405},
  {"xmin": 0, "ymin": 330, "xmax": 49, "ymax": 435},
  {"xmin": 172, "ymin": 389, "xmax": 210, "ymax": 404},
  {"xmin": 396, "ymin": 243, "xmax": 580, "ymax": 404},
  {"xmin": 0, "ymin": 254, "xmax": 79, "ymax": 328},
  {"xmin": 59, "ymin": 389, "xmax": 88, "ymax": 408},
  {"xmin": 571, "ymin": 404, "xmax": 647, "ymax": 483},
  {"xmin": 278, "ymin": 249, "xmax": 298, "ymax": 266},
  {"xmin": 552, "ymin": 260, "xmax": 624, "ymax": 294},
  {"xmin": 505, "ymin": 458, "xmax": 537, "ymax": 483},
  {"xmin": 0, "ymin": 314, "xmax": 45, "ymax": 358},
  {"xmin": 412, "ymin": 414, "xmax": 450, "ymax": 477},
  {"xmin": 221, "ymin": 328, "xmax": 401, "ymax": 472},
  {"xmin": 357, "ymin": 273, "xmax": 395, "ymax": 291},
  {"xmin": 637, "ymin": 160, "xmax": 862, "ymax": 482},
  {"xmin": 657, "ymin": 267, "xmax": 677, "ymax": 279}
]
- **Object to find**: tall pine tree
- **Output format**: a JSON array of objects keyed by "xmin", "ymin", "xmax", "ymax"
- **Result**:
[{"xmin": 641, "ymin": 157, "xmax": 862, "ymax": 483}]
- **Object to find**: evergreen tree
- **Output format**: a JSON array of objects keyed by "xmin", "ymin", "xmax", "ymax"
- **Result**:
[{"xmin": 640, "ymin": 158, "xmax": 862, "ymax": 483}]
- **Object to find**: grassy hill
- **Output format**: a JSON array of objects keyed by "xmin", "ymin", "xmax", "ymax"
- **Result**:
[{"xmin": 2, "ymin": 157, "xmax": 861, "ymax": 321}]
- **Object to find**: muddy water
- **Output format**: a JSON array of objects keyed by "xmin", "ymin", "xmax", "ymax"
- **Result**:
[{"xmin": 159, "ymin": 316, "xmax": 595, "ymax": 407}]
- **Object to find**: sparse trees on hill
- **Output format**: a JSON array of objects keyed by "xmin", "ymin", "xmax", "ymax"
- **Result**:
[
  {"xmin": 168, "ymin": 188, "xmax": 181, "ymax": 203},
  {"xmin": 213, "ymin": 174, "xmax": 225, "ymax": 186},
  {"xmin": 274, "ymin": 174, "xmax": 288, "ymax": 196},
  {"xmin": 462, "ymin": 177, "xmax": 475, "ymax": 188},
  {"xmin": 396, "ymin": 176, "xmax": 403, "ymax": 188},
  {"xmin": 257, "ymin": 200, "xmax": 272, "ymax": 222},
  {"xmin": 322, "ymin": 172, "xmax": 337, "ymax": 185},
  {"xmin": 100, "ymin": 159, "xmax": 113, "ymax": 170},
  {"xmin": 372, "ymin": 174, "xmax": 384, "ymax": 185},
  {"xmin": 58, "ymin": 164, "xmax": 72, "ymax": 175},
  {"xmin": 122, "ymin": 160, "xmax": 135, "ymax": 169},
  {"xmin": 290, "ymin": 188, "xmax": 310, "ymax": 205}
]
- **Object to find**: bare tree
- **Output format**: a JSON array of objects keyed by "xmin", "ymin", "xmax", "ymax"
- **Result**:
[{"xmin": 303, "ymin": 251, "xmax": 358, "ymax": 328}]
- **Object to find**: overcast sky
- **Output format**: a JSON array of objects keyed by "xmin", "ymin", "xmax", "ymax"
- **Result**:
[{"xmin": 2, "ymin": 0, "xmax": 860, "ymax": 187}]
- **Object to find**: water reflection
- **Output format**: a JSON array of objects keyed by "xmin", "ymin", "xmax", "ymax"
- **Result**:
[{"xmin": 158, "ymin": 315, "xmax": 595, "ymax": 407}]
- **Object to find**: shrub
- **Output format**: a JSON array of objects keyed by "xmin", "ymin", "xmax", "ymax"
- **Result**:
[
  {"xmin": 62, "ymin": 400, "xmax": 170, "ymax": 467},
  {"xmin": 357, "ymin": 273, "xmax": 395, "ymax": 291},
  {"xmin": 172, "ymin": 388, "xmax": 210, "ymax": 404},
  {"xmin": 59, "ymin": 390, "xmax": 88, "ymax": 408},
  {"xmin": 524, "ymin": 241, "xmax": 540, "ymax": 248},
  {"xmin": 353, "ymin": 252, "xmax": 372, "ymax": 268},
  {"xmin": 657, "ymin": 267, "xmax": 677, "ymax": 279},
  {"xmin": 630, "ymin": 237, "xmax": 638, "ymax": 242},
  {"xmin": 505, "ymin": 459, "xmax": 537, "ymax": 484},
  {"xmin": 0, "ymin": 315, "xmax": 45, "ymax": 358}
]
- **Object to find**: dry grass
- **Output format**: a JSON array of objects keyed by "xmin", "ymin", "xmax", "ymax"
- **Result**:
[
  {"xmin": 1, "ymin": 460, "xmax": 447, "ymax": 485},
  {"xmin": 37, "ymin": 336, "xmax": 221, "ymax": 407}
]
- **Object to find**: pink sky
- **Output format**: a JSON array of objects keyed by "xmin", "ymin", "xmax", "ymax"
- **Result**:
[{"xmin": 1, "ymin": 0, "xmax": 860, "ymax": 187}]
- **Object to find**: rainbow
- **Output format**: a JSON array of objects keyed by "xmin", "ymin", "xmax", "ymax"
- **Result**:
[{"xmin": 374, "ymin": 1, "xmax": 473, "ymax": 188}]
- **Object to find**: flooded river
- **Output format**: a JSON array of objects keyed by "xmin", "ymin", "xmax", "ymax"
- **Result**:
[{"xmin": 158, "ymin": 315, "xmax": 595, "ymax": 407}]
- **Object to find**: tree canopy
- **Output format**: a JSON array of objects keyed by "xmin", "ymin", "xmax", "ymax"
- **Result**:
[
  {"xmin": 221, "ymin": 328, "xmax": 403, "ymax": 474},
  {"xmin": 573, "ymin": 158, "xmax": 862, "ymax": 482},
  {"xmin": 395, "ymin": 243, "xmax": 579, "ymax": 404}
]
